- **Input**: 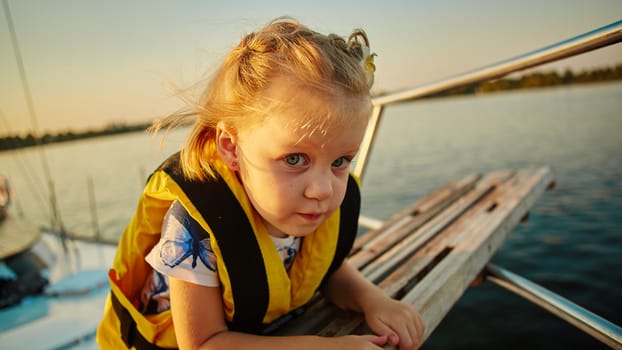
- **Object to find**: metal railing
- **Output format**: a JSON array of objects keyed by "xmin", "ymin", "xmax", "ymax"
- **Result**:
[
  {"xmin": 486, "ymin": 264, "xmax": 622, "ymax": 349},
  {"xmin": 353, "ymin": 20, "xmax": 622, "ymax": 349}
]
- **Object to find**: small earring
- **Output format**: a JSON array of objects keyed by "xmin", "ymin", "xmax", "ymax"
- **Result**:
[{"xmin": 231, "ymin": 161, "xmax": 238, "ymax": 168}]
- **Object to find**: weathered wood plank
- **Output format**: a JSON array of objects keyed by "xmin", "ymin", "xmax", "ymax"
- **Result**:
[
  {"xmin": 360, "ymin": 170, "xmax": 512, "ymax": 283},
  {"xmin": 352, "ymin": 173, "xmax": 481, "ymax": 253},
  {"xmin": 402, "ymin": 167, "xmax": 554, "ymax": 339}
]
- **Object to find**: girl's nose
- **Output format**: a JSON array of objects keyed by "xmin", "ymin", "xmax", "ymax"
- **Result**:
[{"xmin": 304, "ymin": 172, "xmax": 333, "ymax": 201}]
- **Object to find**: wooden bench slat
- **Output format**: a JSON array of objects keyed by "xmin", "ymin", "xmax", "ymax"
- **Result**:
[
  {"xmin": 352, "ymin": 173, "xmax": 481, "ymax": 251},
  {"xmin": 401, "ymin": 167, "xmax": 554, "ymax": 339},
  {"xmin": 351, "ymin": 173, "xmax": 488, "ymax": 271},
  {"xmin": 359, "ymin": 170, "xmax": 512, "ymax": 282}
]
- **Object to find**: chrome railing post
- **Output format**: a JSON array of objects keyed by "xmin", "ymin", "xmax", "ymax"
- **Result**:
[{"xmin": 353, "ymin": 104, "xmax": 385, "ymax": 181}]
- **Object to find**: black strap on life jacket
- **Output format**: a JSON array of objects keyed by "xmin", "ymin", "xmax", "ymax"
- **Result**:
[
  {"xmin": 112, "ymin": 152, "xmax": 359, "ymax": 348},
  {"xmin": 159, "ymin": 153, "xmax": 270, "ymax": 334},
  {"xmin": 322, "ymin": 173, "xmax": 359, "ymax": 286}
]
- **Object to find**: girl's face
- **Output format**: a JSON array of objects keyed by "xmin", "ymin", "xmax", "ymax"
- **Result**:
[{"xmin": 219, "ymin": 84, "xmax": 369, "ymax": 238}]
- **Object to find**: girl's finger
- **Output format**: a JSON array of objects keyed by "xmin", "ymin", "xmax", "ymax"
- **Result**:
[{"xmin": 369, "ymin": 334, "xmax": 389, "ymax": 346}]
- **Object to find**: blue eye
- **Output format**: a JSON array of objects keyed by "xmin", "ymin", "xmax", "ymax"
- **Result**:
[
  {"xmin": 285, "ymin": 154, "xmax": 305, "ymax": 166},
  {"xmin": 332, "ymin": 157, "xmax": 349, "ymax": 168}
]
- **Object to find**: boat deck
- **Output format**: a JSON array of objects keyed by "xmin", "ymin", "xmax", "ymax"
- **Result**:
[
  {"xmin": 275, "ymin": 167, "xmax": 555, "ymax": 344},
  {"xmin": 0, "ymin": 234, "xmax": 115, "ymax": 350}
]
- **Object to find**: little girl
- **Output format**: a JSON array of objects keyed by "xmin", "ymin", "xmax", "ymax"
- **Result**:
[{"xmin": 97, "ymin": 17, "xmax": 424, "ymax": 350}]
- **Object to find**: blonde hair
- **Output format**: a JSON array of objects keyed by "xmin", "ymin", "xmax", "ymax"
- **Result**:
[{"xmin": 152, "ymin": 17, "xmax": 374, "ymax": 181}]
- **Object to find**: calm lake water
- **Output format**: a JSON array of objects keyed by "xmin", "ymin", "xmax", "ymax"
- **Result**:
[{"xmin": 1, "ymin": 82, "xmax": 621, "ymax": 349}]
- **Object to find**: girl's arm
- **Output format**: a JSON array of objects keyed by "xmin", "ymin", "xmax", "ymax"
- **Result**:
[
  {"xmin": 168, "ymin": 277, "xmax": 388, "ymax": 350},
  {"xmin": 320, "ymin": 261, "xmax": 425, "ymax": 350}
]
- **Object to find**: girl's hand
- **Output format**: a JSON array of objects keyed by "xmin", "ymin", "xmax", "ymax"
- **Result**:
[
  {"xmin": 322, "ymin": 262, "xmax": 425, "ymax": 349},
  {"xmin": 363, "ymin": 296, "xmax": 425, "ymax": 350},
  {"xmin": 328, "ymin": 334, "xmax": 389, "ymax": 349}
]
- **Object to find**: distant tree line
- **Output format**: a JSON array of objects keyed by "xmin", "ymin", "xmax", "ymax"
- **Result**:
[
  {"xmin": 1, "ymin": 64, "xmax": 621, "ymax": 152},
  {"xmin": 0, "ymin": 122, "xmax": 151, "ymax": 152},
  {"xmin": 429, "ymin": 64, "xmax": 622, "ymax": 97}
]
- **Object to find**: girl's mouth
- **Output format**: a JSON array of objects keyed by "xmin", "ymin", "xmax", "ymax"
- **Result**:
[{"xmin": 298, "ymin": 212, "xmax": 323, "ymax": 222}]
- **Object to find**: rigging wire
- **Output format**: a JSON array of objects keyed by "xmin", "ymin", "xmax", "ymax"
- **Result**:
[{"xmin": 2, "ymin": 0, "xmax": 69, "ymax": 250}]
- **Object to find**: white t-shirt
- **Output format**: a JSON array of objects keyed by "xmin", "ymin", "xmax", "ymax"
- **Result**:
[{"xmin": 141, "ymin": 200, "xmax": 300, "ymax": 314}]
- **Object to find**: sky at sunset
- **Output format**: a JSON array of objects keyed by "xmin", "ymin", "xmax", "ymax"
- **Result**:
[{"xmin": 1, "ymin": 0, "xmax": 621, "ymax": 135}]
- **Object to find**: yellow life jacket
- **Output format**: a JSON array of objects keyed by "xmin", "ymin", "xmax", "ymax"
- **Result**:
[{"xmin": 96, "ymin": 152, "xmax": 360, "ymax": 349}]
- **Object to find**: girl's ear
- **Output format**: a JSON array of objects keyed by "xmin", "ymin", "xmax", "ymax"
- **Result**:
[{"xmin": 216, "ymin": 121, "xmax": 240, "ymax": 171}]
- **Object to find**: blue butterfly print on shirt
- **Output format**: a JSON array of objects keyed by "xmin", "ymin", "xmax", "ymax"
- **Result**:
[
  {"xmin": 160, "ymin": 203, "xmax": 217, "ymax": 271},
  {"xmin": 283, "ymin": 246, "xmax": 296, "ymax": 267},
  {"xmin": 279, "ymin": 237, "xmax": 299, "ymax": 269}
]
